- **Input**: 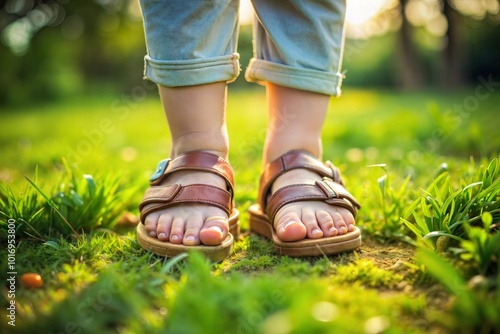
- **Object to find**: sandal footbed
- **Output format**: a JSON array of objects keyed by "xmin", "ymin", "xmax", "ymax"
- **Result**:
[
  {"xmin": 248, "ymin": 204, "xmax": 361, "ymax": 257},
  {"xmin": 137, "ymin": 209, "xmax": 239, "ymax": 262}
]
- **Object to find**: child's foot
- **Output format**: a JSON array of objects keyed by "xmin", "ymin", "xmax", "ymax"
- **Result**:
[
  {"xmin": 143, "ymin": 170, "xmax": 229, "ymax": 246},
  {"xmin": 271, "ymin": 168, "xmax": 356, "ymax": 242}
]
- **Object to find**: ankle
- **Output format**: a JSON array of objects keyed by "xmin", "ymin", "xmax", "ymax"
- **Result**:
[
  {"xmin": 263, "ymin": 135, "xmax": 322, "ymax": 165},
  {"xmin": 171, "ymin": 131, "xmax": 229, "ymax": 160}
]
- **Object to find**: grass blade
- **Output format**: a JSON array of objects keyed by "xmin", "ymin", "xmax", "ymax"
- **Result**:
[{"xmin": 25, "ymin": 176, "xmax": 80, "ymax": 238}]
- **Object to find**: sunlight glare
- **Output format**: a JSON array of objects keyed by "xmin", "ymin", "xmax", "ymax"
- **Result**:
[
  {"xmin": 346, "ymin": 0, "xmax": 389, "ymax": 25},
  {"xmin": 239, "ymin": 0, "xmax": 393, "ymax": 26},
  {"xmin": 239, "ymin": 0, "xmax": 254, "ymax": 25},
  {"xmin": 240, "ymin": 0, "xmax": 389, "ymax": 25}
]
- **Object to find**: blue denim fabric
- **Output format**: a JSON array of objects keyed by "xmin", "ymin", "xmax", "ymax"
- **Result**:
[
  {"xmin": 140, "ymin": 0, "xmax": 346, "ymax": 96},
  {"xmin": 140, "ymin": 0, "xmax": 241, "ymax": 87}
]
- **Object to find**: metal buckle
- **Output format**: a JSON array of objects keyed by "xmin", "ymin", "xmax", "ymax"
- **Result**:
[{"xmin": 320, "ymin": 178, "xmax": 337, "ymax": 198}]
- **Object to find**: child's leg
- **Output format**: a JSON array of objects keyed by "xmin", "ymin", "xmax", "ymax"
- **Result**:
[
  {"xmin": 159, "ymin": 83, "xmax": 229, "ymax": 159},
  {"xmin": 247, "ymin": 0, "xmax": 354, "ymax": 242},
  {"xmin": 264, "ymin": 84, "xmax": 355, "ymax": 242},
  {"xmin": 143, "ymin": 83, "xmax": 230, "ymax": 246},
  {"xmin": 139, "ymin": 0, "xmax": 240, "ymax": 246}
]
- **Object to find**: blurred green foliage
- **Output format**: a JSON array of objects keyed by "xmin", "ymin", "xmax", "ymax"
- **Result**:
[
  {"xmin": 0, "ymin": 0, "xmax": 147, "ymax": 105},
  {"xmin": 1, "ymin": 0, "xmax": 500, "ymax": 106}
]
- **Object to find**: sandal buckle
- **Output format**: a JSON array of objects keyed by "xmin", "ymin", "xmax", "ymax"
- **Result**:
[
  {"xmin": 317, "ymin": 178, "xmax": 338, "ymax": 199},
  {"xmin": 150, "ymin": 159, "xmax": 170, "ymax": 182}
]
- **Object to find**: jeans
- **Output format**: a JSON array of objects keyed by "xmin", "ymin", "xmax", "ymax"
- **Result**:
[{"xmin": 139, "ymin": 0, "xmax": 347, "ymax": 96}]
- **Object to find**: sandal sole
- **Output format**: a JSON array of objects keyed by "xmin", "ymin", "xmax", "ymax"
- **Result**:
[
  {"xmin": 248, "ymin": 204, "xmax": 361, "ymax": 257},
  {"xmin": 136, "ymin": 209, "xmax": 240, "ymax": 262}
]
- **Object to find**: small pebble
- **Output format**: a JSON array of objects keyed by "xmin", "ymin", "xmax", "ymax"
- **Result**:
[{"xmin": 117, "ymin": 212, "xmax": 139, "ymax": 225}]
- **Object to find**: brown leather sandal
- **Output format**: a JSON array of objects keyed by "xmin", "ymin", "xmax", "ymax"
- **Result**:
[
  {"xmin": 136, "ymin": 151, "xmax": 240, "ymax": 262},
  {"xmin": 248, "ymin": 150, "xmax": 361, "ymax": 257}
]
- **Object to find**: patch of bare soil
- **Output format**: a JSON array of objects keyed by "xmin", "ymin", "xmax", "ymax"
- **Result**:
[
  {"xmin": 359, "ymin": 237, "xmax": 415, "ymax": 272},
  {"xmin": 360, "ymin": 237, "xmax": 451, "ymax": 333}
]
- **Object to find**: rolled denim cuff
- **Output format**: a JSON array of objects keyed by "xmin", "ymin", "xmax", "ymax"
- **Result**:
[
  {"xmin": 245, "ymin": 58, "xmax": 344, "ymax": 96},
  {"xmin": 144, "ymin": 53, "xmax": 241, "ymax": 87}
]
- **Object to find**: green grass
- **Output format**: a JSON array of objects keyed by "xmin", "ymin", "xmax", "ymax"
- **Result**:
[{"xmin": 0, "ymin": 88, "xmax": 499, "ymax": 333}]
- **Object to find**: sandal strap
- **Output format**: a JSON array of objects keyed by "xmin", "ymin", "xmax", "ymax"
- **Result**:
[
  {"xmin": 139, "ymin": 151, "xmax": 235, "ymax": 223},
  {"xmin": 258, "ymin": 150, "xmax": 343, "ymax": 211},
  {"xmin": 149, "ymin": 151, "xmax": 234, "ymax": 190},
  {"xmin": 266, "ymin": 177, "xmax": 361, "ymax": 222},
  {"xmin": 139, "ymin": 184, "xmax": 232, "ymax": 222}
]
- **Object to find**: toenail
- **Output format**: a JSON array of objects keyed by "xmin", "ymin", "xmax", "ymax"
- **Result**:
[
  {"xmin": 339, "ymin": 226, "xmax": 347, "ymax": 234},
  {"xmin": 171, "ymin": 234, "xmax": 179, "ymax": 240},
  {"xmin": 282, "ymin": 221, "xmax": 297, "ymax": 230},
  {"xmin": 329, "ymin": 227, "xmax": 337, "ymax": 234},
  {"xmin": 348, "ymin": 224, "xmax": 355, "ymax": 231},
  {"xmin": 158, "ymin": 232, "xmax": 166, "ymax": 239},
  {"xmin": 149, "ymin": 231, "xmax": 157, "ymax": 237},
  {"xmin": 185, "ymin": 235, "xmax": 195, "ymax": 241},
  {"xmin": 207, "ymin": 226, "xmax": 223, "ymax": 234},
  {"xmin": 312, "ymin": 228, "xmax": 322, "ymax": 236}
]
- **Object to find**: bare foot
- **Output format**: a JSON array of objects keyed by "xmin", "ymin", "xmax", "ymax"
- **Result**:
[
  {"xmin": 143, "ymin": 170, "xmax": 229, "ymax": 246},
  {"xmin": 272, "ymin": 169, "xmax": 356, "ymax": 242}
]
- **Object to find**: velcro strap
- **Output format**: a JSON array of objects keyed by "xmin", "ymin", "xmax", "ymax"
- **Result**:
[
  {"xmin": 150, "ymin": 151, "xmax": 234, "ymax": 189},
  {"xmin": 139, "ymin": 184, "xmax": 232, "ymax": 222},
  {"xmin": 258, "ymin": 150, "xmax": 340, "ymax": 211},
  {"xmin": 266, "ymin": 177, "xmax": 360, "ymax": 222}
]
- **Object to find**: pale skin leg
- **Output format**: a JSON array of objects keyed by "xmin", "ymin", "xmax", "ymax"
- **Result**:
[
  {"xmin": 263, "ymin": 83, "xmax": 356, "ymax": 242},
  {"xmin": 143, "ymin": 82, "xmax": 230, "ymax": 246}
]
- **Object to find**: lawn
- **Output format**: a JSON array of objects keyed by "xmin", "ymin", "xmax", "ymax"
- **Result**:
[{"xmin": 0, "ymin": 87, "xmax": 499, "ymax": 334}]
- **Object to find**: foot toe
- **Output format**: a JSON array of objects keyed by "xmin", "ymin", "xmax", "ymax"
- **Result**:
[
  {"xmin": 183, "ymin": 234, "xmax": 199, "ymax": 246},
  {"xmin": 316, "ymin": 210, "xmax": 336, "ymax": 237},
  {"xmin": 338, "ymin": 208, "xmax": 356, "ymax": 232},
  {"xmin": 332, "ymin": 211, "xmax": 348, "ymax": 235},
  {"xmin": 302, "ymin": 207, "xmax": 323, "ymax": 239},
  {"xmin": 199, "ymin": 217, "xmax": 228, "ymax": 246},
  {"xmin": 144, "ymin": 214, "xmax": 159, "ymax": 237},
  {"xmin": 183, "ymin": 215, "xmax": 203, "ymax": 246},
  {"xmin": 275, "ymin": 210, "xmax": 307, "ymax": 242},
  {"xmin": 169, "ymin": 218, "xmax": 185, "ymax": 244},
  {"xmin": 156, "ymin": 214, "xmax": 173, "ymax": 241}
]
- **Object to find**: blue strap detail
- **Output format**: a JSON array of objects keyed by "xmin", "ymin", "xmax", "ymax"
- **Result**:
[{"xmin": 149, "ymin": 159, "xmax": 170, "ymax": 182}]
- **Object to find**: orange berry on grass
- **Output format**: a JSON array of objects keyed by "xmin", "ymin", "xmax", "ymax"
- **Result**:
[{"xmin": 20, "ymin": 273, "xmax": 44, "ymax": 288}]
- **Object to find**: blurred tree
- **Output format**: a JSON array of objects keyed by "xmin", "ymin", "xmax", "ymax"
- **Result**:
[
  {"xmin": 429, "ymin": 0, "xmax": 497, "ymax": 87},
  {"xmin": 396, "ymin": 0, "xmax": 425, "ymax": 89},
  {"xmin": 0, "ymin": 0, "xmax": 146, "ymax": 105},
  {"xmin": 347, "ymin": 0, "xmax": 500, "ymax": 90},
  {"xmin": 441, "ymin": 0, "xmax": 467, "ymax": 87}
]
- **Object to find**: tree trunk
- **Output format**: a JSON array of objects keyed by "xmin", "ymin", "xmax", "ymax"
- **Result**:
[
  {"xmin": 396, "ymin": 0, "xmax": 425, "ymax": 90},
  {"xmin": 441, "ymin": 0, "xmax": 467, "ymax": 88}
]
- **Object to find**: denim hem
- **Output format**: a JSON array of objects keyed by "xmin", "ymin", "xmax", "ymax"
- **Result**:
[
  {"xmin": 144, "ymin": 53, "xmax": 241, "ymax": 87},
  {"xmin": 245, "ymin": 58, "xmax": 344, "ymax": 96}
]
